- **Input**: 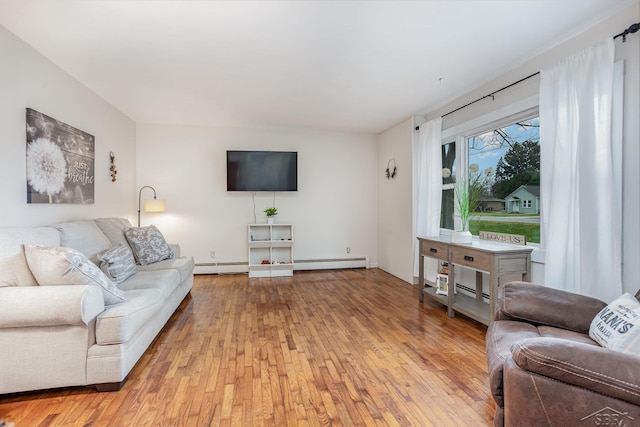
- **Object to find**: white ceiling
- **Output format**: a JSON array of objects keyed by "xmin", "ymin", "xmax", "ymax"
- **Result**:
[{"xmin": 0, "ymin": 1, "xmax": 636, "ymax": 134}]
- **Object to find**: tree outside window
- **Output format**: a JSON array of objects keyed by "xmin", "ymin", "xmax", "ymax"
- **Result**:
[{"xmin": 441, "ymin": 117, "xmax": 540, "ymax": 243}]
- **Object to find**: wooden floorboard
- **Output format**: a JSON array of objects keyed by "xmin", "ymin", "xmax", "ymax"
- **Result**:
[{"xmin": 0, "ymin": 269, "xmax": 495, "ymax": 426}]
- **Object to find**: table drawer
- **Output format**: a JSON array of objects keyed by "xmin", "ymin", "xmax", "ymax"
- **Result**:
[
  {"xmin": 450, "ymin": 247, "xmax": 491, "ymax": 271},
  {"xmin": 498, "ymin": 257, "xmax": 528, "ymax": 274},
  {"xmin": 420, "ymin": 240, "xmax": 449, "ymax": 261}
]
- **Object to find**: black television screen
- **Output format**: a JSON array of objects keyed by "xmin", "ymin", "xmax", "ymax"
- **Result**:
[{"xmin": 227, "ymin": 151, "xmax": 298, "ymax": 192}]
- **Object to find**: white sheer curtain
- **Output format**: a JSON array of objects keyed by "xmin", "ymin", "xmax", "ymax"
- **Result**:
[
  {"xmin": 540, "ymin": 38, "xmax": 621, "ymax": 302},
  {"xmin": 413, "ymin": 117, "xmax": 442, "ymax": 282}
]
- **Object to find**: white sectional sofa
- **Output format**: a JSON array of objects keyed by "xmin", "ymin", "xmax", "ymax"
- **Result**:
[{"xmin": 0, "ymin": 218, "xmax": 194, "ymax": 394}]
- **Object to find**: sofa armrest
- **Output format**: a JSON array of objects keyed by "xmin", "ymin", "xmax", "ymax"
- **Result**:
[
  {"xmin": 511, "ymin": 337, "xmax": 640, "ymax": 406},
  {"xmin": 0, "ymin": 285, "xmax": 104, "ymax": 328},
  {"xmin": 495, "ymin": 281, "xmax": 606, "ymax": 333},
  {"xmin": 169, "ymin": 243, "xmax": 180, "ymax": 258}
]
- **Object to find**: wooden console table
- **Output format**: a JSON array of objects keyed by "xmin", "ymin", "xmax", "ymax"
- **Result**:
[{"xmin": 417, "ymin": 236, "xmax": 532, "ymax": 325}]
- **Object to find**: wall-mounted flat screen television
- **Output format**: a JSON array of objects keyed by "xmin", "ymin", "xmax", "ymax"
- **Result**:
[{"xmin": 227, "ymin": 150, "xmax": 298, "ymax": 192}]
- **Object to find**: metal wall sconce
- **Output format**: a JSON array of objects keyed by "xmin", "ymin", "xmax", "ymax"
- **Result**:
[
  {"xmin": 109, "ymin": 151, "xmax": 117, "ymax": 182},
  {"xmin": 386, "ymin": 157, "xmax": 397, "ymax": 179}
]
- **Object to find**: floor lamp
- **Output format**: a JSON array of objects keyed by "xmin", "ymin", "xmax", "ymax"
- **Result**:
[{"xmin": 138, "ymin": 185, "xmax": 166, "ymax": 227}]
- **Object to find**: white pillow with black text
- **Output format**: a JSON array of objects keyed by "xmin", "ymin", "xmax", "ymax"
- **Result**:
[{"xmin": 589, "ymin": 292, "xmax": 640, "ymax": 354}]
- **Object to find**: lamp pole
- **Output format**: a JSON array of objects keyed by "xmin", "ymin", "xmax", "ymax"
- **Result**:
[{"xmin": 137, "ymin": 185, "xmax": 157, "ymax": 227}]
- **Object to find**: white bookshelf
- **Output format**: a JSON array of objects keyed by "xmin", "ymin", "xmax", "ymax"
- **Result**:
[{"xmin": 248, "ymin": 224, "xmax": 294, "ymax": 277}]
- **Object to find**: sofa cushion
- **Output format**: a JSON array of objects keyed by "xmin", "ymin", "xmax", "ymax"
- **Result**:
[
  {"xmin": 589, "ymin": 292, "xmax": 640, "ymax": 354},
  {"xmin": 118, "ymin": 269, "xmax": 181, "ymax": 299},
  {"xmin": 0, "ymin": 226, "xmax": 60, "ymax": 287},
  {"xmin": 136, "ymin": 256, "xmax": 195, "ymax": 283},
  {"xmin": 94, "ymin": 217, "xmax": 133, "ymax": 250},
  {"xmin": 95, "ymin": 288, "xmax": 164, "ymax": 345},
  {"xmin": 124, "ymin": 225, "xmax": 174, "ymax": 265},
  {"xmin": 24, "ymin": 244, "xmax": 126, "ymax": 305},
  {"xmin": 538, "ymin": 326, "xmax": 600, "ymax": 346},
  {"xmin": 98, "ymin": 243, "xmax": 137, "ymax": 284},
  {"xmin": 497, "ymin": 282, "xmax": 606, "ymax": 334},
  {"xmin": 54, "ymin": 220, "xmax": 112, "ymax": 264}
]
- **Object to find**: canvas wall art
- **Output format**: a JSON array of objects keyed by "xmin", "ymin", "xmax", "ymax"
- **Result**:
[{"xmin": 26, "ymin": 108, "xmax": 95, "ymax": 204}]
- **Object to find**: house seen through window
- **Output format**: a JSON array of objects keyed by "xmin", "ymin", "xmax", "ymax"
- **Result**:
[{"xmin": 441, "ymin": 116, "xmax": 540, "ymax": 243}]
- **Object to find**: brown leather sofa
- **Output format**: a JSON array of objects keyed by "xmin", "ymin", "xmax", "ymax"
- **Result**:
[{"xmin": 486, "ymin": 281, "xmax": 640, "ymax": 426}]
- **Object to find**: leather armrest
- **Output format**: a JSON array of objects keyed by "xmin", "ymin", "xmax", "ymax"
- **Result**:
[
  {"xmin": 495, "ymin": 282, "xmax": 606, "ymax": 333},
  {"xmin": 511, "ymin": 337, "xmax": 640, "ymax": 406}
]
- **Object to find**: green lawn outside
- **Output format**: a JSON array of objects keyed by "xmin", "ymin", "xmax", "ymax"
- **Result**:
[
  {"xmin": 469, "ymin": 220, "xmax": 540, "ymax": 243},
  {"xmin": 473, "ymin": 212, "xmax": 540, "ymax": 218}
]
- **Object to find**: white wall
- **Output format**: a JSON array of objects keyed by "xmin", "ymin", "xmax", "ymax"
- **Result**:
[
  {"xmin": 2, "ymin": 3, "xmax": 637, "ymax": 291},
  {"xmin": 377, "ymin": 118, "xmax": 414, "ymax": 283},
  {"xmin": 423, "ymin": 4, "xmax": 640, "ymax": 293},
  {"xmin": 136, "ymin": 124, "xmax": 378, "ymax": 273},
  {"xmin": 0, "ymin": 25, "xmax": 137, "ymax": 227},
  {"xmin": 377, "ymin": 4, "xmax": 639, "ymax": 293}
]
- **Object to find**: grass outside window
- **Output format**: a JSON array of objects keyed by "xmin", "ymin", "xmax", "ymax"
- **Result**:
[{"xmin": 469, "ymin": 217, "xmax": 540, "ymax": 243}]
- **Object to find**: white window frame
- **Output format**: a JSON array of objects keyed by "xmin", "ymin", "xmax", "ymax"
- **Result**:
[
  {"xmin": 437, "ymin": 61, "xmax": 623, "ymax": 269},
  {"xmin": 440, "ymin": 96, "xmax": 543, "ymax": 263}
]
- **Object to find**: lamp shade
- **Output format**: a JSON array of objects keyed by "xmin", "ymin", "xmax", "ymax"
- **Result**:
[{"xmin": 144, "ymin": 199, "xmax": 166, "ymax": 213}]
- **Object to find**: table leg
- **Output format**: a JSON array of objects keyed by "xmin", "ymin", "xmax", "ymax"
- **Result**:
[
  {"xmin": 447, "ymin": 263, "xmax": 455, "ymax": 317},
  {"xmin": 418, "ymin": 254, "xmax": 425, "ymax": 302}
]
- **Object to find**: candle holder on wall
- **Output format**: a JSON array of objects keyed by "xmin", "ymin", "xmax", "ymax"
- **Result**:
[{"xmin": 109, "ymin": 151, "xmax": 117, "ymax": 182}]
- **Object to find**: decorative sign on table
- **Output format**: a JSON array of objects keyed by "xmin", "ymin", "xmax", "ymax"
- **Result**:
[
  {"xmin": 26, "ymin": 108, "xmax": 95, "ymax": 204},
  {"xmin": 479, "ymin": 231, "xmax": 527, "ymax": 246}
]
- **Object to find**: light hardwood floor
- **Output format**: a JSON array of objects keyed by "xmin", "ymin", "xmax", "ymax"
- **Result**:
[{"xmin": 0, "ymin": 269, "xmax": 495, "ymax": 426}]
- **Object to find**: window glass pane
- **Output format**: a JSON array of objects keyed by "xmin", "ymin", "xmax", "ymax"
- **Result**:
[
  {"xmin": 440, "ymin": 189, "xmax": 454, "ymax": 230},
  {"xmin": 441, "ymin": 142, "xmax": 455, "ymax": 185},
  {"xmin": 467, "ymin": 117, "xmax": 540, "ymax": 243}
]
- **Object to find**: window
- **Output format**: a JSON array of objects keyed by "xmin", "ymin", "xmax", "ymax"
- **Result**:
[
  {"xmin": 440, "ymin": 141, "xmax": 455, "ymax": 230},
  {"xmin": 441, "ymin": 115, "xmax": 540, "ymax": 243}
]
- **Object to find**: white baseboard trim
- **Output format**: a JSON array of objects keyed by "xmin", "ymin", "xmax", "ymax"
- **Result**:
[
  {"xmin": 194, "ymin": 262, "xmax": 246, "ymax": 275},
  {"xmin": 194, "ymin": 257, "xmax": 369, "ymax": 275},
  {"xmin": 294, "ymin": 257, "xmax": 368, "ymax": 271}
]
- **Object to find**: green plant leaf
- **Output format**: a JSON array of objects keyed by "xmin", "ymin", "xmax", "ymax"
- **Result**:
[{"xmin": 264, "ymin": 207, "xmax": 278, "ymax": 216}]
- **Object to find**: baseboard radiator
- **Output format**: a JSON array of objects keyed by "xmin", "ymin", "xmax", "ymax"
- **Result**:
[
  {"xmin": 294, "ymin": 257, "xmax": 368, "ymax": 271},
  {"xmin": 194, "ymin": 257, "xmax": 369, "ymax": 275},
  {"xmin": 456, "ymin": 283, "xmax": 490, "ymax": 303}
]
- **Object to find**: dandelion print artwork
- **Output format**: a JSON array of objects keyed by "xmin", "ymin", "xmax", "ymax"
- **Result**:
[
  {"xmin": 26, "ymin": 109, "xmax": 95, "ymax": 204},
  {"xmin": 27, "ymin": 138, "xmax": 67, "ymax": 203}
]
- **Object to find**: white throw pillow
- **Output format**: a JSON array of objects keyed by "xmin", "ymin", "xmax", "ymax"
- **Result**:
[
  {"xmin": 98, "ymin": 243, "xmax": 137, "ymax": 284},
  {"xmin": 0, "ymin": 226, "xmax": 60, "ymax": 287},
  {"xmin": 589, "ymin": 292, "xmax": 640, "ymax": 354},
  {"xmin": 124, "ymin": 225, "xmax": 174, "ymax": 265},
  {"xmin": 24, "ymin": 244, "xmax": 126, "ymax": 305}
]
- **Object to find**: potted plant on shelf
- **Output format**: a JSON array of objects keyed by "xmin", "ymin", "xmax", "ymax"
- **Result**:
[
  {"xmin": 452, "ymin": 178, "xmax": 481, "ymax": 244},
  {"xmin": 264, "ymin": 207, "xmax": 277, "ymax": 224}
]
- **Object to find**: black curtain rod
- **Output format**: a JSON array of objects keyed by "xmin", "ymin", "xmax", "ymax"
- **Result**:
[
  {"xmin": 613, "ymin": 22, "xmax": 639, "ymax": 42},
  {"xmin": 414, "ymin": 72, "xmax": 539, "ymax": 130},
  {"xmin": 416, "ymin": 21, "xmax": 640, "ymax": 131},
  {"xmin": 441, "ymin": 71, "xmax": 540, "ymax": 119}
]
